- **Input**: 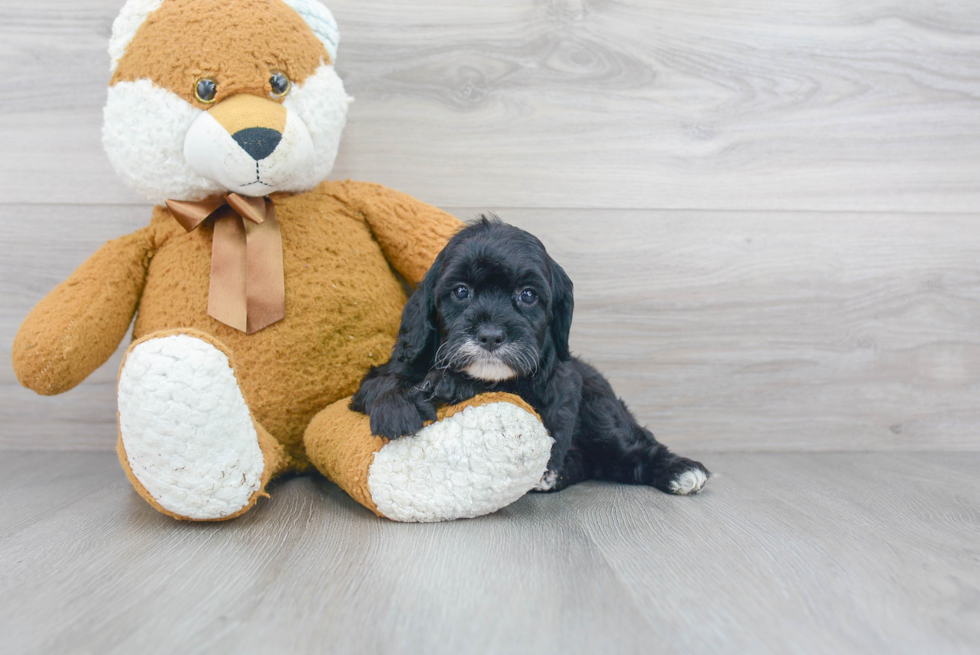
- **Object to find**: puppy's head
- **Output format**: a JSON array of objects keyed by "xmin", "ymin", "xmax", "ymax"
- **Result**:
[{"xmin": 398, "ymin": 216, "xmax": 573, "ymax": 383}]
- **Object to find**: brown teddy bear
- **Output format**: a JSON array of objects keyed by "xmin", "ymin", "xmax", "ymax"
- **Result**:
[{"xmin": 12, "ymin": 0, "xmax": 553, "ymax": 522}]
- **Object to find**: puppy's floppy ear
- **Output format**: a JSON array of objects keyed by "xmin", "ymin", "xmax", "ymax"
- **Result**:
[
  {"xmin": 392, "ymin": 248, "xmax": 446, "ymax": 369},
  {"xmin": 549, "ymin": 259, "xmax": 574, "ymax": 362}
]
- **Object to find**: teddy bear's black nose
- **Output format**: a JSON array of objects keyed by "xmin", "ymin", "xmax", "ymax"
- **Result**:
[{"xmin": 232, "ymin": 127, "xmax": 282, "ymax": 161}]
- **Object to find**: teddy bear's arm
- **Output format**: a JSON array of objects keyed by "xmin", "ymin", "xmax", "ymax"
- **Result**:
[
  {"xmin": 12, "ymin": 228, "xmax": 156, "ymax": 395},
  {"xmin": 339, "ymin": 181, "xmax": 463, "ymax": 285}
]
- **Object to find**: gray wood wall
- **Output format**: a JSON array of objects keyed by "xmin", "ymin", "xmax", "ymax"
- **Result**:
[{"xmin": 2, "ymin": 0, "xmax": 979, "ymax": 452}]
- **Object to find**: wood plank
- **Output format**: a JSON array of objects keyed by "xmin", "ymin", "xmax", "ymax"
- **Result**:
[
  {"xmin": 563, "ymin": 451, "xmax": 980, "ymax": 655},
  {"xmin": 2, "ymin": 0, "xmax": 980, "ymax": 210},
  {"xmin": 504, "ymin": 208, "xmax": 980, "ymax": 452},
  {"xmin": 0, "ymin": 451, "xmax": 977, "ymax": 654},
  {"xmin": 0, "ymin": 451, "xmax": 120, "ymax": 540},
  {"xmin": 4, "ymin": 205, "xmax": 979, "ymax": 452}
]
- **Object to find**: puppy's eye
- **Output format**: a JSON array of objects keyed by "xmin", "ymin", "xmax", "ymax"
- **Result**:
[
  {"xmin": 452, "ymin": 285, "xmax": 470, "ymax": 300},
  {"xmin": 519, "ymin": 289, "xmax": 537, "ymax": 304},
  {"xmin": 195, "ymin": 78, "xmax": 217, "ymax": 104},
  {"xmin": 270, "ymin": 71, "xmax": 291, "ymax": 98}
]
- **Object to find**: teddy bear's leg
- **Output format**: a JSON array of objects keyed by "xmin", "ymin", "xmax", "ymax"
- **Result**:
[
  {"xmin": 116, "ymin": 329, "xmax": 288, "ymax": 521},
  {"xmin": 303, "ymin": 392, "xmax": 554, "ymax": 522}
]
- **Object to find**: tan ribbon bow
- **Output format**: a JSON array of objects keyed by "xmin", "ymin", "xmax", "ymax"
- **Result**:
[{"xmin": 166, "ymin": 193, "xmax": 285, "ymax": 334}]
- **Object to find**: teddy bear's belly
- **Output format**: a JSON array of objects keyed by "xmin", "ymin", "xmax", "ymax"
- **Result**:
[{"xmin": 133, "ymin": 206, "xmax": 408, "ymax": 462}]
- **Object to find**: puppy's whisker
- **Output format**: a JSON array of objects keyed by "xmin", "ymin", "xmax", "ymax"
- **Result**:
[
  {"xmin": 434, "ymin": 344, "xmax": 451, "ymax": 369},
  {"xmin": 434, "ymin": 315, "xmax": 469, "ymax": 366}
]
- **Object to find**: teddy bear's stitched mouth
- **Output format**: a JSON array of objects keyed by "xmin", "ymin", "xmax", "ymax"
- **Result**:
[
  {"xmin": 234, "ymin": 161, "xmax": 274, "ymax": 191},
  {"xmin": 239, "ymin": 172, "xmax": 269, "ymax": 188}
]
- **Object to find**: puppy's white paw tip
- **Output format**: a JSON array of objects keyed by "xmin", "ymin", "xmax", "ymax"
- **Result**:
[
  {"xmin": 668, "ymin": 468, "xmax": 708, "ymax": 495},
  {"xmin": 535, "ymin": 470, "xmax": 559, "ymax": 491}
]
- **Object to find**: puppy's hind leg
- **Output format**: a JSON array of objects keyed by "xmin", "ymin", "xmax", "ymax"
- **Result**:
[
  {"xmin": 594, "ymin": 415, "xmax": 710, "ymax": 495},
  {"xmin": 577, "ymin": 369, "xmax": 710, "ymax": 495},
  {"xmin": 640, "ymin": 442, "xmax": 710, "ymax": 496}
]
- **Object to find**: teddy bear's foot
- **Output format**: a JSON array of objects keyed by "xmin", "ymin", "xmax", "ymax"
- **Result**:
[
  {"xmin": 117, "ymin": 330, "xmax": 280, "ymax": 521},
  {"xmin": 306, "ymin": 393, "xmax": 554, "ymax": 522},
  {"xmin": 370, "ymin": 400, "xmax": 554, "ymax": 521}
]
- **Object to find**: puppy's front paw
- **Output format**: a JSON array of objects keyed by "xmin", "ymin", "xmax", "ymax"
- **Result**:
[
  {"xmin": 651, "ymin": 456, "xmax": 710, "ymax": 496},
  {"xmin": 408, "ymin": 389, "xmax": 438, "ymax": 424},
  {"xmin": 370, "ymin": 394, "xmax": 424, "ymax": 439},
  {"xmin": 534, "ymin": 470, "xmax": 560, "ymax": 492}
]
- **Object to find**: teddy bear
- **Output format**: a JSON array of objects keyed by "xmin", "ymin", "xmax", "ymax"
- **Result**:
[{"xmin": 11, "ymin": 0, "xmax": 553, "ymax": 523}]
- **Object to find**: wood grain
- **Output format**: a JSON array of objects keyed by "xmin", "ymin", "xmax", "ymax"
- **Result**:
[
  {"xmin": 0, "ymin": 451, "xmax": 977, "ymax": 655},
  {"xmin": 2, "ymin": 0, "xmax": 980, "ymax": 210},
  {"xmin": 5, "ymin": 204, "xmax": 979, "ymax": 452}
]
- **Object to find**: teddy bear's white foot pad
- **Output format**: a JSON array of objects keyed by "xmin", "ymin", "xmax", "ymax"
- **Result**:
[
  {"xmin": 368, "ymin": 402, "xmax": 553, "ymax": 522},
  {"xmin": 118, "ymin": 334, "xmax": 265, "ymax": 520}
]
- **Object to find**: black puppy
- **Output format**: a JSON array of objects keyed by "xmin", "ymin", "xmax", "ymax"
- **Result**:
[{"xmin": 351, "ymin": 217, "xmax": 710, "ymax": 495}]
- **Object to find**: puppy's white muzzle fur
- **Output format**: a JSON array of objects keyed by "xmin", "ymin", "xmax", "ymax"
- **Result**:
[
  {"xmin": 465, "ymin": 359, "xmax": 517, "ymax": 383},
  {"xmin": 456, "ymin": 341, "xmax": 518, "ymax": 382},
  {"xmin": 184, "ymin": 108, "xmax": 315, "ymax": 197}
]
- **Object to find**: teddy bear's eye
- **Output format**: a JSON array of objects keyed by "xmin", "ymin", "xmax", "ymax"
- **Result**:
[
  {"xmin": 195, "ymin": 78, "xmax": 217, "ymax": 104},
  {"xmin": 270, "ymin": 71, "xmax": 291, "ymax": 98}
]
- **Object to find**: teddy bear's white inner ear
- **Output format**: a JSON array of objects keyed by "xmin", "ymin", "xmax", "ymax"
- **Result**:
[
  {"xmin": 281, "ymin": 0, "xmax": 340, "ymax": 62},
  {"xmin": 109, "ymin": 0, "xmax": 165, "ymax": 73}
]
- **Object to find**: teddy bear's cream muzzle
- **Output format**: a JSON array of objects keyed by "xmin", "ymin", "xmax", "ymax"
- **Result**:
[{"xmin": 184, "ymin": 94, "xmax": 316, "ymax": 198}]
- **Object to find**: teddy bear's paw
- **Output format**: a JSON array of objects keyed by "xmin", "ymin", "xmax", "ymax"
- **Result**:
[
  {"xmin": 118, "ymin": 334, "xmax": 265, "ymax": 520},
  {"xmin": 367, "ymin": 401, "xmax": 553, "ymax": 522}
]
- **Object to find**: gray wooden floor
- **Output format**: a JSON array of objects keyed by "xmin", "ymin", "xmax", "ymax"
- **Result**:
[{"xmin": 1, "ymin": 451, "xmax": 977, "ymax": 655}]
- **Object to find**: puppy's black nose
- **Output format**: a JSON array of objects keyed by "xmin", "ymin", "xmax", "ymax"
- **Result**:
[{"xmin": 476, "ymin": 326, "xmax": 505, "ymax": 352}]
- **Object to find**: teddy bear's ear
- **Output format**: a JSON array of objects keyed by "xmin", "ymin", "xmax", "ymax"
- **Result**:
[
  {"xmin": 281, "ymin": 0, "xmax": 340, "ymax": 63},
  {"xmin": 108, "ymin": 0, "xmax": 165, "ymax": 74}
]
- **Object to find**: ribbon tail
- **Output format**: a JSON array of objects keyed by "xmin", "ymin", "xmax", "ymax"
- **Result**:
[
  {"xmin": 208, "ymin": 207, "xmax": 249, "ymax": 332},
  {"xmin": 243, "ymin": 199, "xmax": 285, "ymax": 334}
]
